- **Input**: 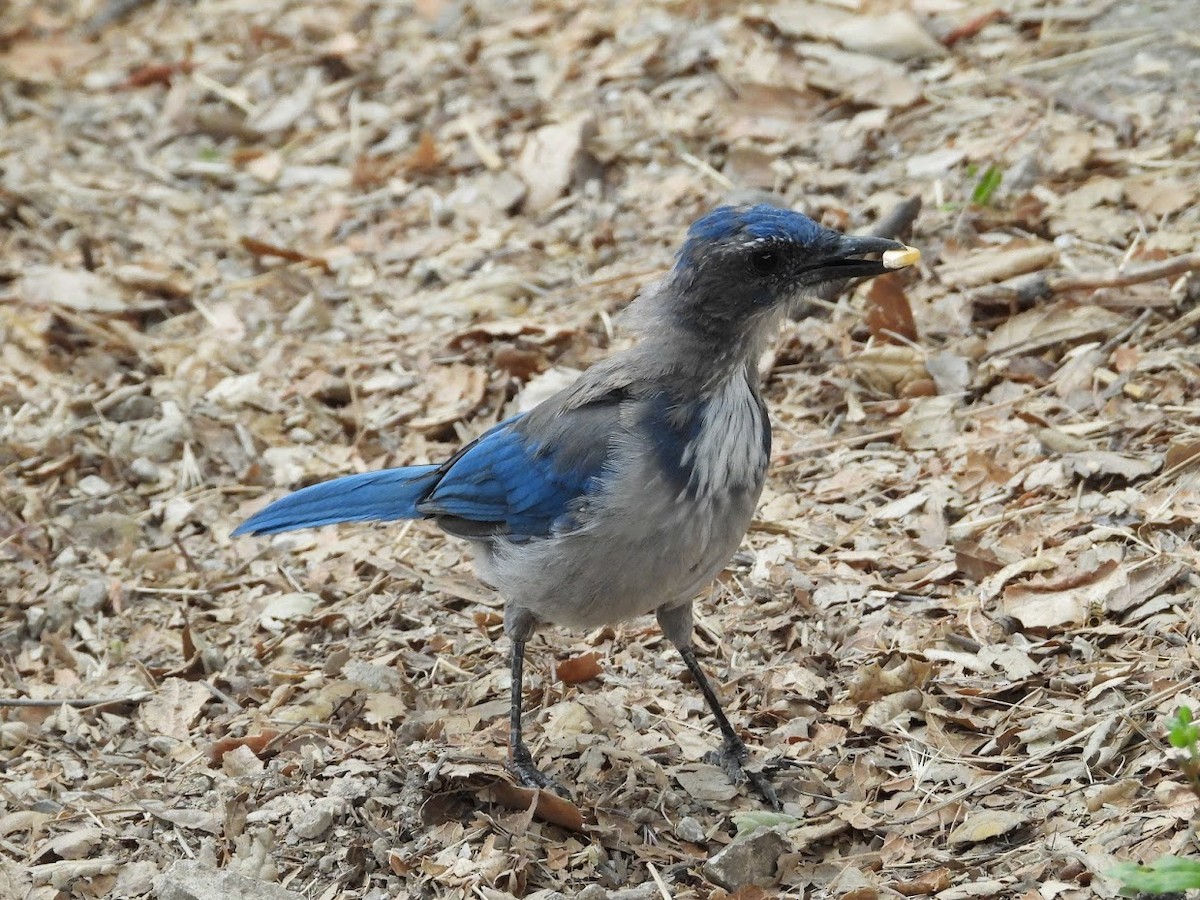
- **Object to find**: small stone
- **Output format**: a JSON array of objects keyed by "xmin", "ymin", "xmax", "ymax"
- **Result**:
[
  {"xmin": 77, "ymin": 579, "xmax": 109, "ymax": 613},
  {"xmin": 675, "ymin": 816, "xmax": 707, "ymax": 844},
  {"xmin": 129, "ymin": 457, "xmax": 164, "ymax": 484},
  {"xmin": 286, "ymin": 427, "xmax": 314, "ymax": 444},
  {"xmin": 289, "ymin": 800, "xmax": 335, "ymax": 840},
  {"xmin": 155, "ymin": 860, "xmax": 302, "ymax": 900},
  {"xmin": 342, "ymin": 660, "xmax": 404, "ymax": 693},
  {"xmin": 77, "ymin": 475, "xmax": 112, "ymax": 497},
  {"xmin": 702, "ymin": 827, "xmax": 790, "ymax": 891},
  {"xmin": 109, "ymin": 394, "xmax": 159, "ymax": 422}
]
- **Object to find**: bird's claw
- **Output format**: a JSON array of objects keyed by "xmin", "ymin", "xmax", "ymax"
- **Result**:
[
  {"xmin": 705, "ymin": 739, "xmax": 781, "ymax": 810},
  {"xmin": 509, "ymin": 745, "xmax": 572, "ymax": 799}
]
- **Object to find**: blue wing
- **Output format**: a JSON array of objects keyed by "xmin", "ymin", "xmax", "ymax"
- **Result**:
[
  {"xmin": 419, "ymin": 403, "xmax": 617, "ymax": 540},
  {"xmin": 234, "ymin": 398, "xmax": 620, "ymax": 541}
]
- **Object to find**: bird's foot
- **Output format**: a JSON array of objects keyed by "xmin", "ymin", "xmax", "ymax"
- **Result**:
[
  {"xmin": 509, "ymin": 743, "xmax": 571, "ymax": 799},
  {"xmin": 706, "ymin": 738, "xmax": 781, "ymax": 810}
]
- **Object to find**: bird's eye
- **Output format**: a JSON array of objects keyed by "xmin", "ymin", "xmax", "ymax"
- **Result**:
[{"xmin": 748, "ymin": 248, "xmax": 781, "ymax": 276}]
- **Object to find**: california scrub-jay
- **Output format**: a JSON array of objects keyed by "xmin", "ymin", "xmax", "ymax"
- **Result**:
[{"xmin": 233, "ymin": 204, "xmax": 919, "ymax": 808}]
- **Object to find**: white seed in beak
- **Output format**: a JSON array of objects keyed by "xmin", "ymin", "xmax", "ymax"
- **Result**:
[{"xmin": 882, "ymin": 246, "xmax": 921, "ymax": 269}]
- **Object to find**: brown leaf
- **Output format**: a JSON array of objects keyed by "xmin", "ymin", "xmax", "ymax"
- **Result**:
[
  {"xmin": 404, "ymin": 131, "xmax": 441, "ymax": 175},
  {"xmin": 849, "ymin": 661, "xmax": 932, "ymax": 703},
  {"xmin": 407, "ymin": 364, "xmax": 489, "ymax": 433},
  {"xmin": 0, "ymin": 36, "xmax": 100, "ymax": 83},
  {"xmin": 865, "ymin": 275, "xmax": 917, "ymax": 343},
  {"xmin": 119, "ymin": 61, "xmax": 195, "ymax": 90},
  {"xmin": 954, "ymin": 541, "xmax": 1006, "ymax": 582},
  {"xmin": 517, "ymin": 115, "xmax": 596, "ymax": 211},
  {"xmin": 486, "ymin": 783, "xmax": 586, "ymax": 832},
  {"xmin": 239, "ymin": 236, "xmax": 331, "ymax": 273},
  {"xmin": 847, "ymin": 343, "xmax": 926, "ymax": 395},
  {"xmin": 1164, "ymin": 439, "xmax": 1200, "ymax": 473},
  {"xmin": 892, "ymin": 866, "xmax": 953, "ymax": 895},
  {"xmin": 899, "ymin": 395, "xmax": 959, "ymax": 450},
  {"xmin": 556, "ymin": 651, "xmax": 602, "ymax": 685},
  {"xmin": 206, "ymin": 729, "xmax": 282, "ymax": 763}
]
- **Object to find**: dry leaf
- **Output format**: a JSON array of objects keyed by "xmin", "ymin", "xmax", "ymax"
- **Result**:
[
  {"xmin": 985, "ymin": 302, "xmax": 1126, "ymax": 355},
  {"xmin": 675, "ymin": 764, "xmax": 741, "ymax": 802},
  {"xmin": 0, "ymin": 36, "xmax": 100, "ymax": 83},
  {"xmin": 517, "ymin": 115, "xmax": 596, "ymax": 211},
  {"xmin": 556, "ymin": 651, "xmax": 603, "ymax": 684},
  {"xmin": 485, "ymin": 783, "xmax": 586, "ymax": 832},
  {"xmin": 16, "ymin": 265, "xmax": 128, "ymax": 313},
  {"xmin": 407, "ymin": 363, "xmax": 489, "ymax": 432},
  {"xmin": 954, "ymin": 541, "xmax": 1007, "ymax": 582},
  {"xmin": 206, "ymin": 730, "xmax": 283, "ymax": 763},
  {"xmin": 1001, "ymin": 553, "xmax": 1126, "ymax": 629},
  {"xmin": 140, "ymin": 678, "xmax": 211, "ymax": 741},
  {"xmin": 1062, "ymin": 451, "xmax": 1159, "ymax": 482},
  {"xmin": 831, "ymin": 11, "xmax": 947, "ymax": 61},
  {"xmin": 239, "ymin": 236, "xmax": 331, "ymax": 273},
  {"xmin": 865, "ymin": 275, "xmax": 918, "ymax": 343},
  {"xmin": 900, "ymin": 394, "xmax": 959, "ymax": 450},
  {"xmin": 259, "ymin": 592, "xmax": 319, "ymax": 630},
  {"xmin": 405, "ymin": 131, "xmax": 441, "ymax": 175},
  {"xmin": 892, "ymin": 866, "xmax": 952, "ymax": 895},
  {"xmin": 1164, "ymin": 439, "xmax": 1200, "ymax": 472},
  {"xmin": 947, "ymin": 809, "xmax": 1026, "ymax": 846},
  {"xmin": 848, "ymin": 343, "xmax": 927, "ymax": 395}
]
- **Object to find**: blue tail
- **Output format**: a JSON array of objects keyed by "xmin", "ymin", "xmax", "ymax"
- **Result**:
[{"xmin": 232, "ymin": 465, "xmax": 442, "ymax": 536}]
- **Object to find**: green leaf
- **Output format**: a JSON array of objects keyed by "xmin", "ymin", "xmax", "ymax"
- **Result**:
[
  {"xmin": 1112, "ymin": 857, "xmax": 1200, "ymax": 893},
  {"xmin": 971, "ymin": 164, "xmax": 1003, "ymax": 206},
  {"xmin": 731, "ymin": 810, "xmax": 802, "ymax": 836},
  {"xmin": 1167, "ymin": 706, "xmax": 1199, "ymax": 750}
]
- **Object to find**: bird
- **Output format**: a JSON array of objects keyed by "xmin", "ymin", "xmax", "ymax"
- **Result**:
[{"xmin": 232, "ymin": 203, "xmax": 920, "ymax": 809}]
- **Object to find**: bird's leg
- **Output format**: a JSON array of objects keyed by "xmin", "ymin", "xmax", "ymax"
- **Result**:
[
  {"xmin": 504, "ymin": 610, "xmax": 569, "ymax": 797},
  {"xmin": 658, "ymin": 603, "xmax": 780, "ymax": 809}
]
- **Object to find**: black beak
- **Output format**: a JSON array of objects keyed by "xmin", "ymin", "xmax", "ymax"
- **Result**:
[{"xmin": 807, "ymin": 234, "xmax": 911, "ymax": 280}]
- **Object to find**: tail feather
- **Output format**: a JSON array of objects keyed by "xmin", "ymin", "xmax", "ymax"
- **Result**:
[{"xmin": 232, "ymin": 465, "xmax": 441, "ymax": 536}]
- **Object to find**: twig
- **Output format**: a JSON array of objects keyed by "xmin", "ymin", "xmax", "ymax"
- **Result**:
[
  {"xmin": 647, "ymin": 862, "xmax": 674, "ymax": 900},
  {"xmin": 974, "ymin": 252, "xmax": 1200, "ymax": 306},
  {"xmin": 0, "ymin": 693, "xmax": 151, "ymax": 708},
  {"xmin": 775, "ymin": 428, "xmax": 902, "ymax": 467},
  {"xmin": 942, "ymin": 10, "xmax": 1007, "ymax": 48}
]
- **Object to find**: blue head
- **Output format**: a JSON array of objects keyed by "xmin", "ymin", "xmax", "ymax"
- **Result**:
[{"xmin": 670, "ymin": 204, "xmax": 905, "ymax": 332}]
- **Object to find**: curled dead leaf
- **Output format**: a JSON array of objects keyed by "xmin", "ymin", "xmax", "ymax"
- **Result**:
[
  {"xmin": 555, "ymin": 651, "xmax": 602, "ymax": 684},
  {"xmin": 865, "ymin": 275, "xmax": 918, "ymax": 344},
  {"xmin": 486, "ymin": 783, "xmax": 586, "ymax": 832},
  {"xmin": 206, "ymin": 729, "xmax": 282, "ymax": 763}
]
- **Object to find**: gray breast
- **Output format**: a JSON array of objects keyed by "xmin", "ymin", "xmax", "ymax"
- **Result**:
[{"xmin": 481, "ymin": 371, "xmax": 772, "ymax": 630}]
